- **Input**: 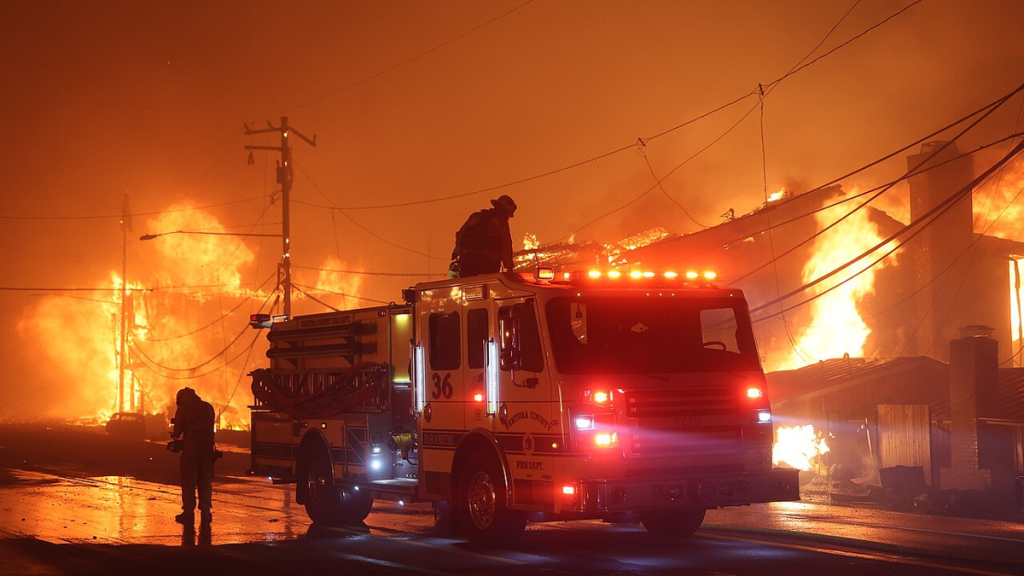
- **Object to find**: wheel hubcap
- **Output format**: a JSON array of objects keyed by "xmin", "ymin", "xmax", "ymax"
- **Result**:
[
  {"xmin": 468, "ymin": 470, "xmax": 497, "ymax": 529},
  {"xmin": 307, "ymin": 459, "xmax": 329, "ymax": 506}
]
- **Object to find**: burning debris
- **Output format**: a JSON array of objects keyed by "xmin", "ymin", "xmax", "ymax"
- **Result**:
[{"xmin": 772, "ymin": 424, "xmax": 831, "ymax": 472}]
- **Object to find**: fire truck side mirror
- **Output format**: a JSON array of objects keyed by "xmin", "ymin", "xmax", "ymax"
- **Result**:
[{"xmin": 499, "ymin": 350, "xmax": 521, "ymax": 371}]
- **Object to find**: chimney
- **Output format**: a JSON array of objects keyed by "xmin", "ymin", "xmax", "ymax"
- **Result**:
[
  {"xmin": 907, "ymin": 141, "xmax": 975, "ymax": 359},
  {"xmin": 939, "ymin": 326, "xmax": 995, "ymax": 492}
]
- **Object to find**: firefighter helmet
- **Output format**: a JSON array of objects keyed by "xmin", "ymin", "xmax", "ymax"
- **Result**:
[{"xmin": 490, "ymin": 195, "xmax": 517, "ymax": 217}]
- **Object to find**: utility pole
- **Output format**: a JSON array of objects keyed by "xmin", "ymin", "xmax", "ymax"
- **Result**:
[
  {"xmin": 118, "ymin": 192, "xmax": 133, "ymax": 414},
  {"xmin": 245, "ymin": 116, "xmax": 316, "ymax": 319}
]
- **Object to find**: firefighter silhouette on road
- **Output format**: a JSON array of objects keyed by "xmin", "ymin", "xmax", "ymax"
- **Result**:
[
  {"xmin": 172, "ymin": 387, "xmax": 216, "ymax": 525},
  {"xmin": 450, "ymin": 195, "xmax": 517, "ymax": 277}
]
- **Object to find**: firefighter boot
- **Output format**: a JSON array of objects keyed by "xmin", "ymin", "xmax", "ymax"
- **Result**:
[{"xmin": 175, "ymin": 511, "xmax": 194, "ymax": 524}]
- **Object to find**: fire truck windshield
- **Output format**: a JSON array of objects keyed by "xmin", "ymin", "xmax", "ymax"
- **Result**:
[{"xmin": 545, "ymin": 296, "xmax": 760, "ymax": 374}]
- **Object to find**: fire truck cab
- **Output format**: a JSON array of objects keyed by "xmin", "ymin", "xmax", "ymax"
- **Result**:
[{"xmin": 250, "ymin": 269, "xmax": 799, "ymax": 546}]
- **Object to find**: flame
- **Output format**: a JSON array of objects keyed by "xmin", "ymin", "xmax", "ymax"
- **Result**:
[
  {"xmin": 146, "ymin": 207, "xmax": 255, "ymax": 292},
  {"xmin": 523, "ymin": 233, "xmax": 539, "ymax": 251},
  {"xmin": 768, "ymin": 188, "xmax": 786, "ymax": 203},
  {"xmin": 314, "ymin": 256, "xmax": 363, "ymax": 310},
  {"xmin": 974, "ymin": 155, "xmax": 1024, "ymax": 239},
  {"xmin": 773, "ymin": 424, "xmax": 830, "ymax": 471},
  {"xmin": 1011, "ymin": 258, "xmax": 1024, "ymax": 367},
  {"xmin": 773, "ymin": 195, "xmax": 898, "ymax": 370},
  {"xmin": 18, "ymin": 204, "xmax": 266, "ymax": 430}
]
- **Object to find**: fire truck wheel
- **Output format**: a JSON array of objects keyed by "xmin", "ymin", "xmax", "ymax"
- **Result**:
[
  {"xmin": 457, "ymin": 451, "xmax": 526, "ymax": 547},
  {"xmin": 640, "ymin": 507, "xmax": 706, "ymax": 538},
  {"xmin": 302, "ymin": 451, "xmax": 373, "ymax": 525},
  {"xmin": 303, "ymin": 450, "xmax": 344, "ymax": 525}
]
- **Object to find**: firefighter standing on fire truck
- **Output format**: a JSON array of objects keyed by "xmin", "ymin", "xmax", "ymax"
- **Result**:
[
  {"xmin": 450, "ymin": 195, "xmax": 517, "ymax": 277},
  {"xmin": 172, "ymin": 387, "xmax": 216, "ymax": 525}
]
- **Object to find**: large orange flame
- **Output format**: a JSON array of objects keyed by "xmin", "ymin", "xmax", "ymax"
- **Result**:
[
  {"xmin": 18, "ymin": 204, "xmax": 266, "ymax": 430},
  {"xmin": 774, "ymin": 194, "xmax": 898, "ymax": 370}
]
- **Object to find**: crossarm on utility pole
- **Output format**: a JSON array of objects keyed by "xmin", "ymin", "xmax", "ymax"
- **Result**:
[{"xmin": 243, "ymin": 116, "xmax": 316, "ymax": 320}]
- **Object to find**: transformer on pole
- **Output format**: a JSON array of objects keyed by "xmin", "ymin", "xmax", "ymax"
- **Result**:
[{"xmin": 244, "ymin": 117, "xmax": 317, "ymax": 319}]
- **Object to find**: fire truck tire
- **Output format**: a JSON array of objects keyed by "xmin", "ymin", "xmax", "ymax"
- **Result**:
[
  {"xmin": 456, "ymin": 450, "xmax": 526, "ymax": 547},
  {"xmin": 640, "ymin": 507, "xmax": 706, "ymax": 538},
  {"xmin": 302, "ymin": 451, "xmax": 373, "ymax": 525}
]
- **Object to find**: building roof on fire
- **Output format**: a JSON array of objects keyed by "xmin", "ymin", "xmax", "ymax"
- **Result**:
[{"xmin": 766, "ymin": 356, "xmax": 1024, "ymax": 423}]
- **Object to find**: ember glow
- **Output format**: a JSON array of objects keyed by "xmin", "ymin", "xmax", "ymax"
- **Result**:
[
  {"xmin": 778, "ymin": 195, "xmax": 898, "ymax": 370},
  {"xmin": 773, "ymin": 424, "xmax": 830, "ymax": 472},
  {"xmin": 16, "ymin": 205, "xmax": 269, "ymax": 429}
]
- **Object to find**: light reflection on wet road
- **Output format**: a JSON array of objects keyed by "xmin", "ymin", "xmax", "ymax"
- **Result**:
[{"xmin": 2, "ymin": 467, "xmax": 1023, "ymax": 566}]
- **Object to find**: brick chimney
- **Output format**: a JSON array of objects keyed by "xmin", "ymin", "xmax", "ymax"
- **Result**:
[
  {"xmin": 939, "ymin": 326, "xmax": 995, "ymax": 491},
  {"xmin": 907, "ymin": 141, "xmax": 974, "ymax": 360}
]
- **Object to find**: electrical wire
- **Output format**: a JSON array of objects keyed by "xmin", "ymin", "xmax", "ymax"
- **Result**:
[
  {"xmin": 730, "ymin": 84, "xmax": 1024, "ymax": 286},
  {"xmin": 635, "ymin": 138, "xmax": 708, "ymax": 228},
  {"xmin": 145, "ymin": 273, "xmax": 276, "ymax": 342},
  {"xmin": 130, "ymin": 289, "xmax": 276, "ymax": 379},
  {"xmin": 0, "ymin": 196, "xmax": 265, "ymax": 222},
  {"xmin": 0, "ymin": 286, "xmax": 154, "ymax": 293},
  {"xmin": 293, "ymin": 160, "xmax": 444, "ymax": 260},
  {"xmin": 554, "ymin": 2, "xmax": 931, "ymax": 242},
  {"xmin": 132, "ymin": 328, "xmax": 265, "ymax": 381},
  {"xmin": 292, "ymin": 263, "xmax": 441, "ymax": 277},
  {"xmin": 293, "ymin": 282, "xmax": 391, "ymax": 305},
  {"xmin": 292, "ymin": 0, "xmax": 920, "ymax": 213},
  {"xmin": 564, "ymin": 101, "xmax": 763, "ymax": 240},
  {"xmin": 750, "ymin": 138, "xmax": 1024, "ymax": 323},
  {"xmin": 293, "ymin": 284, "xmax": 341, "ymax": 312}
]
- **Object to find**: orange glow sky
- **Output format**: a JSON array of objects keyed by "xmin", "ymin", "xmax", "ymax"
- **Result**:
[{"xmin": 1, "ymin": 0, "xmax": 1023, "ymax": 420}]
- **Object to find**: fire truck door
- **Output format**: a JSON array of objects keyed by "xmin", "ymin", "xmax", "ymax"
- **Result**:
[
  {"xmin": 419, "ymin": 298, "xmax": 465, "ymax": 474},
  {"xmin": 464, "ymin": 301, "xmax": 491, "ymax": 427},
  {"xmin": 494, "ymin": 298, "xmax": 556, "ymax": 495}
]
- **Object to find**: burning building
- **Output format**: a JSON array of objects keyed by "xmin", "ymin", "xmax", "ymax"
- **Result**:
[{"xmin": 522, "ymin": 140, "xmax": 1024, "ymax": 499}]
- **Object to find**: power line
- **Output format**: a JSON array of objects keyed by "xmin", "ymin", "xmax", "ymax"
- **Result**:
[
  {"xmin": 253, "ymin": 0, "xmax": 537, "ymax": 122},
  {"xmin": 750, "ymin": 138, "xmax": 1024, "ymax": 322},
  {"xmin": 730, "ymin": 84, "xmax": 1024, "ymax": 285},
  {"xmin": 291, "ymin": 0, "xmax": 919, "ymax": 213},
  {"xmin": 0, "ymin": 196, "xmax": 266, "ymax": 222},
  {"xmin": 293, "ymin": 282, "xmax": 391, "ymax": 305},
  {"xmin": 132, "ymin": 328, "xmax": 265, "ymax": 381},
  {"xmin": 635, "ymin": 139, "xmax": 708, "ymax": 228},
  {"xmin": 293, "ymin": 284, "xmax": 341, "ymax": 312},
  {"xmin": 293, "ymin": 264, "xmax": 441, "ymax": 278},
  {"xmin": 145, "ymin": 273, "xmax": 276, "ymax": 342},
  {"xmin": 130, "ymin": 289, "xmax": 276, "ymax": 377},
  {"xmin": 564, "ymin": 101, "xmax": 762, "ymax": 241},
  {"xmin": 293, "ymin": 160, "xmax": 445, "ymax": 260},
  {"xmin": 0, "ymin": 286, "xmax": 154, "ymax": 293},
  {"xmin": 762, "ymin": 0, "xmax": 921, "ymax": 95}
]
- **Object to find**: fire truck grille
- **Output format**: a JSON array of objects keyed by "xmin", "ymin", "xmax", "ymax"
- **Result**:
[
  {"xmin": 628, "ymin": 426, "xmax": 741, "ymax": 456},
  {"xmin": 624, "ymin": 387, "xmax": 739, "ymax": 418},
  {"xmin": 623, "ymin": 387, "xmax": 743, "ymax": 457}
]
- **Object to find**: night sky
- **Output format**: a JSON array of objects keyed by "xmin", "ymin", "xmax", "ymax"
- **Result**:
[{"xmin": 2, "ymin": 0, "xmax": 1022, "ymax": 420}]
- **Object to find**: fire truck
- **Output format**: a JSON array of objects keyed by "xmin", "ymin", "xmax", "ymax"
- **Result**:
[{"xmin": 248, "ymin": 268, "xmax": 799, "ymax": 546}]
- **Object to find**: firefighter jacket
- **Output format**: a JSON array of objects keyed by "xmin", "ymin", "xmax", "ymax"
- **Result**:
[
  {"xmin": 452, "ymin": 208, "xmax": 514, "ymax": 271},
  {"xmin": 173, "ymin": 398, "xmax": 216, "ymax": 454}
]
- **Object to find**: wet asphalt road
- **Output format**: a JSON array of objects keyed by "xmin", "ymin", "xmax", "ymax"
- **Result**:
[{"xmin": 1, "ymin": 423, "xmax": 1022, "ymax": 576}]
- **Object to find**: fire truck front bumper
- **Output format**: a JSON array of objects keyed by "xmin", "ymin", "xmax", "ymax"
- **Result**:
[{"xmin": 563, "ymin": 468, "xmax": 800, "ymax": 513}]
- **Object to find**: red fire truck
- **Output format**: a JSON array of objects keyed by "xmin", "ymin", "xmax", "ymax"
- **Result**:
[{"xmin": 249, "ymin": 268, "xmax": 799, "ymax": 546}]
